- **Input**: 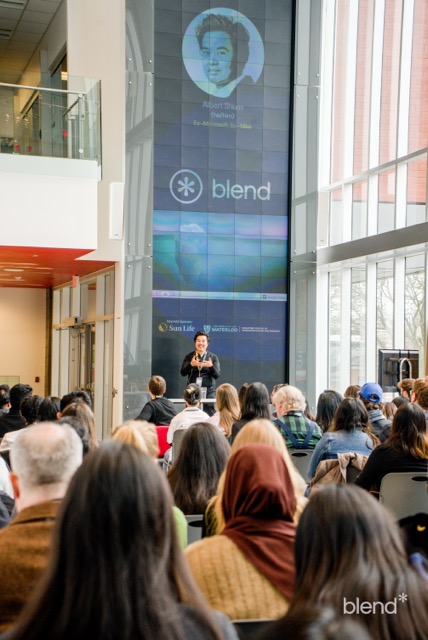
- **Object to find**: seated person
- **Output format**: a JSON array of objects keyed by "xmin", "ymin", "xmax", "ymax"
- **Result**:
[
  {"xmin": 185, "ymin": 444, "xmax": 296, "ymax": 620},
  {"xmin": 135, "ymin": 375, "xmax": 177, "ymax": 425},
  {"xmin": 272, "ymin": 385, "xmax": 322, "ymax": 449},
  {"xmin": 358, "ymin": 382, "xmax": 391, "ymax": 442},
  {"xmin": 355, "ymin": 402, "xmax": 428, "ymax": 494},
  {"xmin": 307, "ymin": 397, "xmax": 377, "ymax": 480}
]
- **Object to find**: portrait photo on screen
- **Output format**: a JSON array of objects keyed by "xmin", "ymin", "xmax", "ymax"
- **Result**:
[{"xmin": 182, "ymin": 8, "xmax": 264, "ymax": 98}]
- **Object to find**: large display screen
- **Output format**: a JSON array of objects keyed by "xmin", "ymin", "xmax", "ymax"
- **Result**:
[{"xmin": 153, "ymin": 1, "xmax": 292, "ymax": 396}]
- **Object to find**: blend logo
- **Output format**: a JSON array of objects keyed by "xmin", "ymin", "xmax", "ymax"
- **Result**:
[{"xmin": 169, "ymin": 169, "xmax": 271, "ymax": 204}]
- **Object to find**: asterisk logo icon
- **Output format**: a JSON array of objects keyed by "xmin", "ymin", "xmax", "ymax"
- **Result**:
[
  {"xmin": 177, "ymin": 176, "xmax": 195, "ymax": 197},
  {"xmin": 398, "ymin": 593, "xmax": 408, "ymax": 603},
  {"xmin": 170, "ymin": 170, "xmax": 203, "ymax": 204}
]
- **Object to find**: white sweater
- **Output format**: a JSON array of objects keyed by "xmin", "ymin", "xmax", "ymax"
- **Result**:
[{"xmin": 167, "ymin": 407, "xmax": 209, "ymax": 444}]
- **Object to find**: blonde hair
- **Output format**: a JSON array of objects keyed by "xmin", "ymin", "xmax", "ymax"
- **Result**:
[
  {"xmin": 272, "ymin": 384, "xmax": 306, "ymax": 412},
  {"xmin": 215, "ymin": 383, "xmax": 240, "ymax": 437},
  {"xmin": 112, "ymin": 420, "xmax": 159, "ymax": 459},
  {"xmin": 209, "ymin": 418, "xmax": 307, "ymax": 533}
]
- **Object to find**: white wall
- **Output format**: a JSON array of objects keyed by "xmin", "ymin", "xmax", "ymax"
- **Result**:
[
  {"xmin": 0, "ymin": 288, "xmax": 46, "ymax": 396},
  {"xmin": 0, "ymin": 155, "xmax": 98, "ymax": 249}
]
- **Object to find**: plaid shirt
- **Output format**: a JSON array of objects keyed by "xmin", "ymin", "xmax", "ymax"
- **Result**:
[{"xmin": 275, "ymin": 411, "xmax": 322, "ymax": 449}]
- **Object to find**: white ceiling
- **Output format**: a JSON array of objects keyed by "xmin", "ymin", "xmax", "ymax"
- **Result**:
[{"xmin": 0, "ymin": 0, "xmax": 62, "ymax": 84}]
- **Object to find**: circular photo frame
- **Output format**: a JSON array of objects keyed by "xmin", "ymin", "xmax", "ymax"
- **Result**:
[{"xmin": 183, "ymin": 7, "xmax": 264, "ymax": 98}]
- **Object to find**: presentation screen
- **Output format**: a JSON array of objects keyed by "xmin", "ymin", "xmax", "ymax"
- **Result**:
[{"xmin": 153, "ymin": 1, "xmax": 292, "ymax": 396}]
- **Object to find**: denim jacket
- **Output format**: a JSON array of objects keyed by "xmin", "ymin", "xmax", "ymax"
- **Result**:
[{"xmin": 307, "ymin": 429, "xmax": 374, "ymax": 480}]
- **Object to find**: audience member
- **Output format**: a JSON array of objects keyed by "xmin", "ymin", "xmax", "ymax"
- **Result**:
[
  {"xmin": 358, "ymin": 382, "xmax": 391, "ymax": 442},
  {"xmin": 113, "ymin": 419, "xmax": 159, "ymax": 459},
  {"xmin": 355, "ymin": 402, "xmax": 428, "ymax": 494},
  {"xmin": 392, "ymin": 395, "xmax": 409, "ymax": 409},
  {"xmin": 61, "ymin": 400, "xmax": 98, "ymax": 451},
  {"xmin": 205, "ymin": 418, "xmax": 307, "ymax": 536},
  {"xmin": 57, "ymin": 416, "xmax": 90, "ymax": 456},
  {"xmin": 0, "ymin": 392, "xmax": 10, "ymax": 416},
  {"xmin": 237, "ymin": 382, "xmax": 250, "ymax": 409},
  {"xmin": 287, "ymin": 484, "xmax": 428, "ymax": 640},
  {"xmin": 315, "ymin": 390, "xmax": 343, "ymax": 433},
  {"xmin": 272, "ymin": 385, "xmax": 322, "ymax": 449},
  {"xmin": 168, "ymin": 422, "xmax": 230, "ymax": 515},
  {"xmin": 135, "ymin": 375, "xmax": 177, "ymax": 425},
  {"xmin": 20, "ymin": 395, "xmax": 43, "ymax": 426},
  {"xmin": 59, "ymin": 389, "xmax": 92, "ymax": 413},
  {"xmin": 0, "ymin": 384, "xmax": 32, "ymax": 438},
  {"xmin": 382, "ymin": 401, "xmax": 397, "ymax": 421},
  {"xmin": 411, "ymin": 377, "xmax": 428, "ymax": 418},
  {"xmin": 5, "ymin": 442, "xmax": 237, "ymax": 640},
  {"xmin": 206, "ymin": 383, "xmax": 240, "ymax": 439},
  {"xmin": 37, "ymin": 396, "xmax": 60, "ymax": 422},
  {"xmin": 343, "ymin": 384, "xmax": 361, "ymax": 398},
  {"xmin": 166, "ymin": 384, "xmax": 208, "ymax": 446},
  {"xmin": 0, "ymin": 384, "xmax": 10, "ymax": 395},
  {"xmin": 307, "ymin": 398, "xmax": 378, "ymax": 480},
  {"xmin": 185, "ymin": 444, "xmax": 296, "ymax": 620},
  {"xmin": 231, "ymin": 382, "xmax": 271, "ymax": 441},
  {"xmin": 397, "ymin": 377, "xmax": 415, "ymax": 399},
  {"xmin": 0, "ymin": 423, "xmax": 82, "ymax": 632},
  {"xmin": 112, "ymin": 421, "xmax": 187, "ymax": 547}
]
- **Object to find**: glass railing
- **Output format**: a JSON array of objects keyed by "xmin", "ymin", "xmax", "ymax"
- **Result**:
[{"xmin": 0, "ymin": 76, "xmax": 101, "ymax": 162}]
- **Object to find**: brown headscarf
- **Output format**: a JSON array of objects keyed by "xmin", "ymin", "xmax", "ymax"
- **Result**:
[{"xmin": 221, "ymin": 443, "xmax": 296, "ymax": 599}]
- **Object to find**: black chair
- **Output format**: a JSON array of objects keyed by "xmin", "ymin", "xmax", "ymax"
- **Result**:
[
  {"xmin": 288, "ymin": 448, "xmax": 314, "ymax": 480},
  {"xmin": 233, "ymin": 619, "xmax": 276, "ymax": 639},
  {"xmin": 185, "ymin": 514, "xmax": 204, "ymax": 545}
]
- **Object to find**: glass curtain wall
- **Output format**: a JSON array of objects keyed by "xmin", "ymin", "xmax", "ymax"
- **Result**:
[{"xmin": 290, "ymin": 0, "xmax": 428, "ymax": 401}]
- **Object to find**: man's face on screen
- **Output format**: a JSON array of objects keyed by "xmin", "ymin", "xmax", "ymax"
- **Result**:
[{"xmin": 201, "ymin": 31, "xmax": 235, "ymax": 87}]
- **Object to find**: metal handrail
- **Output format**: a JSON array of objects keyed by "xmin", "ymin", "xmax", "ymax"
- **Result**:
[{"xmin": 0, "ymin": 81, "xmax": 85, "ymax": 97}]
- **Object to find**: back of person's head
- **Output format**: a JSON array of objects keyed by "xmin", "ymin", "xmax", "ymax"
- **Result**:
[
  {"xmin": 10, "ymin": 423, "xmax": 83, "ymax": 491},
  {"xmin": 168, "ymin": 422, "xmax": 230, "ymax": 514},
  {"xmin": 241, "ymin": 382, "xmax": 271, "ymax": 420},
  {"xmin": 358, "ymin": 382, "xmax": 383, "ymax": 409},
  {"xmin": 273, "ymin": 384, "xmax": 306, "ymax": 412},
  {"xmin": 112, "ymin": 422, "xmax": 149, "ymax": 456},
  {"xmin": 0, "ymin": 391, "xmax": 10, "ymax": 408},
  {"xmin": 60, "ymin": 390, "xmax": 92, "ymax": 413},
  {"xmin": 61, "ymin": 400, "xmax": 98, "ymax": 451},
  {"xmin": 8, "ymin": 442, "xmax": 220, "ymax": 640},
  {"xmin": 291, "ymin": 484, "xmax": 428, "ymax": 639},
  {"xmin": 315, "ymin": 390, "xmax": 343, "ymax": 432},
  {"xmin": 57, "ymin": 416, "xmax": 90, "ymax": 456},
  {"xmin": 38, "ymin": 396, "xmax": 61, "ymax": 422},
  {"xmin": 148, "ymin": 375, "xmax": 166, "ymax": 396},
  {"xmin": 389, "ymin": 402, "xmax": 428, "ymax": 457},
  {"xmin": 259, "ymin": 606, "xmax": 373, "ymax": 640},
  {"xmin": 223, "ymin": 443, "xmax": 296, "ymax": 522},
  {"xmin": 215, "ymin": 383, "xmax": 240, "ymax": 436},
  {"xmin": 392, "ymin": 395, "xmax": 409, "ymax": 408},
  {"xmin": 0, "ymin": 384, "xmax": 10, "ymax": 395},
  {"xmin": 113, "ymin": 420, "xmax": 159, "ymax": 459},
  {"xmin": 343, "ymin": 384, "xmax": 361, "ymax": 398},
  {"xmin": 183, "ymin": 383, "xmax": 201, "ymax": 406},
  {"xmin": 331, "ymin": 397, "xmax": 370, "ymax": 433},
  {"xmin": 397, "ymin": 377, "xmax": 415, "ymax": 397},
  {"xmin": 21, "ymin": 394, "xmax": 43, "ymax": 425},
  {"xmin": 238, "ymin": 382, "xmax": 250, "ymax": 409},
  {"xmin": 382, "ymin": 401, "xmax": 397, "ymax": 421},
  {"xmin": 411, "ymin": 377, "xmax": 428, "ymax": 409},
  {"xmin": 232, "ymin": 418, "xmax": 307, "ymax": 499},
  {"xmin": 9, "ymin": 383, "xmax": 32, "ymax": 410}
]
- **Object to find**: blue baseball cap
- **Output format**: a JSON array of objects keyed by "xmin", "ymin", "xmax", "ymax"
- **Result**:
[{"xmin": 359, "ymin": 382, "xmax": 383, "ymax": 403}]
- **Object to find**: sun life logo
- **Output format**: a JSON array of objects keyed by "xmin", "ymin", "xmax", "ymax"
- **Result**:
[{"xmin": 170, "ymin": 169, "xmax": 203, "ymax": 204}]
